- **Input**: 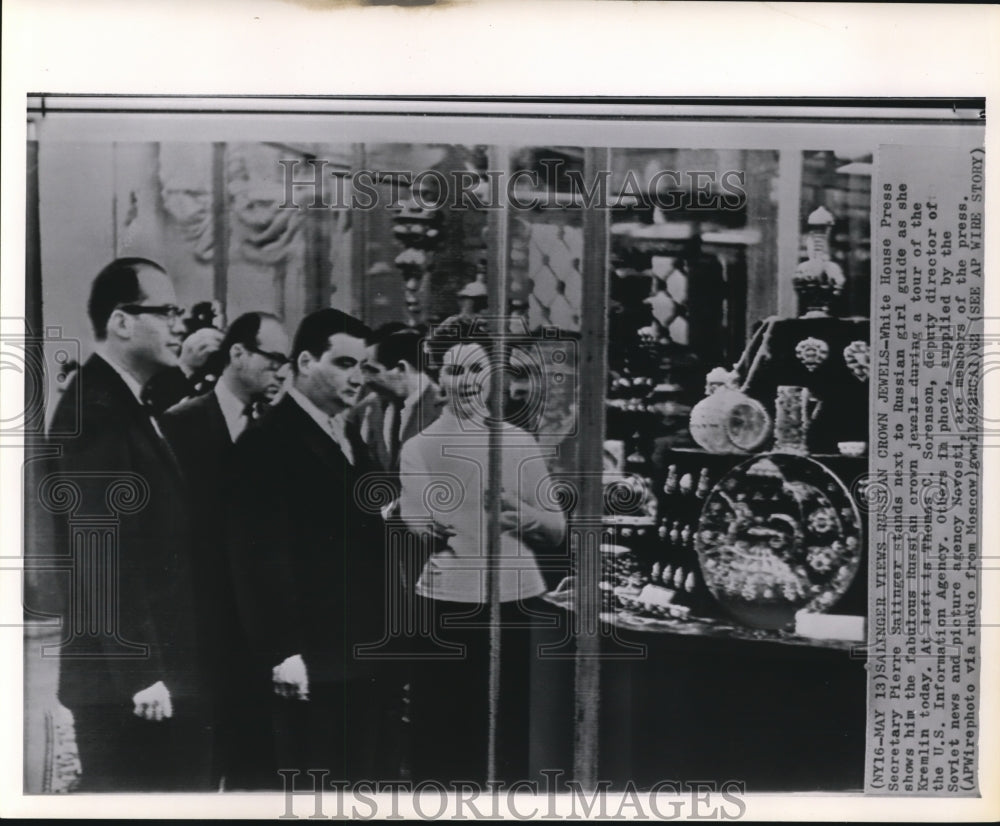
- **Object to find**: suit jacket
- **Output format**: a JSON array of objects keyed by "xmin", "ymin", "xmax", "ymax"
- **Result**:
[
  {"xmin": 40, "ymin": 354, "xmax": 205, "ymax": 711},
  {"xmin": 160, "ymin": 391, "xmax": 247, "ymax": 689},
  {"xmin": 226, "ymin": 395, "xmax": 390, "ymax": 686},
  {"xmin": 350, "ymin": 382, "xmax": 443, "ymax": 475},
  {"xmin": 161, "ymin": 390, "xmax": 230, "ymax": 513}
]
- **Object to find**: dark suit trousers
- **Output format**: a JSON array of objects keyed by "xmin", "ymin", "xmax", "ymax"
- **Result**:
[
  {"xmin": 271, "ymin": 672, "xmax": 401, "ymax": 785},
  {"xmin": 71, "ymin": 703, "xmax": 214, "ymax": 792},
  {"xmin": 213, "ymin": 661, "xmax": 280, "ymax": 790}
]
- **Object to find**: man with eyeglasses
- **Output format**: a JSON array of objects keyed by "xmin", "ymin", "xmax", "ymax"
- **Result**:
[
  {"xmin": 40, "ymin": 257, "xmax": 214, "ymax": 790},
  {"xmin": 160, "ymin": 312, "xmax": 290, "ymax": 789}
]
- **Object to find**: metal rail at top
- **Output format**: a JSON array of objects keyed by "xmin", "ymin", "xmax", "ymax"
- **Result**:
[{"xmin": 26, "ymin": 95, "xmax": 986, "ymax": 123}]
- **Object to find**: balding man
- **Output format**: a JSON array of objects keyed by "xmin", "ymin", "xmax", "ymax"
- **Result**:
[
  {"xmin": 44, "ymin": 257, "xmax": 213, "ymax": 790},
  {"xmin": 162, "ymin": 311, "xmax": 290, "ymax": 789}
]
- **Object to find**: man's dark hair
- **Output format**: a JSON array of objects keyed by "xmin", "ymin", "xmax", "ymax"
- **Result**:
[
  {"xmin": 87, "ymin": 257, "xmax": 166, "ymax": 340},
  {"xmin": 291, "ymin": 308, "xmax": 371, "ymax": 374},
  {"xmin": 220, "ymin": 311, "xmax": 282, "ymax": 366},
  {"xmin": 372, "ymin": 329, "xmax": 427, "ymax": 374}
]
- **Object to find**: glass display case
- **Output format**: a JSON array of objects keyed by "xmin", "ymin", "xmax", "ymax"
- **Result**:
[{"xmin": 22, "ymin": 99, "xmax": 984, "ymax": 798}]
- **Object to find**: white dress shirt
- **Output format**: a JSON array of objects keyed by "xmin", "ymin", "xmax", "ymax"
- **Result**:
[
  {"xmin": 382, "ymin": 398, "xmax": 400, "ymax": 459},
  {"xmin": 379, "ymin": 387, "xmax": 421, "ymax": 461},
  {"xmin": 287, "ymin": 387, "xmax": 354, "ymax": 465},
  {"xmin": 398, "ymin": 386, "xmax": 423, "ymax": 439}
]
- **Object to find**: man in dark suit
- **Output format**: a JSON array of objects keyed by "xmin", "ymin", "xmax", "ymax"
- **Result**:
[
  {"xmin": 160, "ymin": 311, "xmax": 289, "ymax": 789},
  {"xmin": 226, "ymin": 308, "xmax": 401, "ymax": 783},
  {"xmin": 351, "ymin": 327, "xmax": 446, "ymax": 774},
  {"xmin": 41, "ymin": 257, "xmax": 213, "ymax": 790},
  {"xmin": 354, "ymin": 327, "xmax": 443, "ymax": 479}
]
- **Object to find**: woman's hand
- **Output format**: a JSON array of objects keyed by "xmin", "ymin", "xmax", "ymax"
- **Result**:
[{"xmin": 498, "ymin": 492, "xmax": 564, "ymax": 549}]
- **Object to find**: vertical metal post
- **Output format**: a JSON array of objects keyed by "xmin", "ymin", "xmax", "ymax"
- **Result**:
[
  {"xmin": 776, "ymin": 148, "xmax": 802, "ymax": 318},
  {"xmin": 350, "ymin": 143, "xmax": 368, "ymax": 318},
  {"xmin": 304, "ymin": 154, "xmax": 331, "ymax": 315},
  {"xmin": 26, "ymin": 137, "xmax": 43, "ymax": 337},
  {"xmin": 573, "ymin": 146, "xmax": 611, "ymax": 789},
  {"xmin": 211, "ymin": 143, "xmax": 229, "ymax": 305},
  {"xmin": 485, "ymin": 144, "xmax": 511, "ymax": 784},
  {"xmin": 110, "ymin": 141, "xmax": 119, "ymax": 256}
]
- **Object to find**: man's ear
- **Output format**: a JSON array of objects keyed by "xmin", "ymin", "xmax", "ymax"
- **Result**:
[
  {"xmin": 105, "ymin": 308, "xmax": 131, "ymax": 341},
  {"xmin": 296, "ymin": 350, "xmax": 312, "ymax": 374}
]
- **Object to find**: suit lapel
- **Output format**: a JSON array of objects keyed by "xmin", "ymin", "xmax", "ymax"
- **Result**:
[
  {"xmin": 203, "ymin": 391, "xmax": 231, "ymax": 445},
  {"xmin": 278, "ymin": 396, "xmax": 353, "ymax": 477},
  {"xmin": 86, "ymin": 355, "xmax": 186, "ymax": 483},
  {"xmin": 144, "ymin": 408, "xmax": 187, "ymax": 485}
]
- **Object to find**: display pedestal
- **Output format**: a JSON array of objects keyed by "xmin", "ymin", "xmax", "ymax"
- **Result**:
[
  {"xmin": 597, "ymin": 626, "xmax": 866, "ymax": 791},
  {"xmin": 536, "ymin": 446, "xmax": 870, "ymax": 791}
]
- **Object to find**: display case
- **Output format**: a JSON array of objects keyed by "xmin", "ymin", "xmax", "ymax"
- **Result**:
[
  {"xmin": 25, "ymin": 99, "xmax": 984, "ymax": 798},
  {"xmin": 527, "ymin": 142, "xmax": 876, "ymax": 790}
]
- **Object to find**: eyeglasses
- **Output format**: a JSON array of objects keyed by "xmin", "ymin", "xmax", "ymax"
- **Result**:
[
  {"xmin": 245, "ymin": 345, "xmax": 289, "ymax": 368},
  {"xmin": 117, "ymin": 303, "xmax": 186, "ymax": 320}
]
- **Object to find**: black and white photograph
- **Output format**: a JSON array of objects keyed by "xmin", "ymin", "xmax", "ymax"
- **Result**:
[{"xmin": 2, "ymin": 2, "xmax": 997, "ymax": 822}]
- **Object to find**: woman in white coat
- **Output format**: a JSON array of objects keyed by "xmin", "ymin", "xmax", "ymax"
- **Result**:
[{"xmin": 399, "ymin": 325, "xmax": 566, "ymax": 784}]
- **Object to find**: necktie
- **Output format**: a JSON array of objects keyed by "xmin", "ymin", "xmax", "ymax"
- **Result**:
[
  {"xmin": 227, "ymin": 402, "xmax": 249, "ymax": 440},
  {"xmin": 141, "ymin": 398, "xmax": 184, "ymax": 478},
  {"xmin": 142, "ymin": 399, "xmax": 167, "ymax": 441}
]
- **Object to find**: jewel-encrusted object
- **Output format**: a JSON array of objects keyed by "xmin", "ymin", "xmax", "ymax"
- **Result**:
[
  {"xmin": 842, "ymin": 340, "xmax": 870, "ymax": 382},
  {"xmin": 773, "ymin": 385, "xmax": 818, "ymax": 454},
  {"xmin": 794, "ymin": 337, "xmax": 829, "ymax": 372},
  {"xmin": 694, "ymin": 453, "xmax": 863, "ymax": 631},
  {"xmin": 792, "ymin": 206, "xmax": 846, "ymax": 317}
]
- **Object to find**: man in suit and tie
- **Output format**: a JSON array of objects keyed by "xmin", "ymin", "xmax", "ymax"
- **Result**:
[
  {"xmin": 226, "ymin": 308, "xmax": 401, "ymax": 783},
  {"xmin": 41, "ymin": 257, "xmax": 213, "ymax": 790},
  {"xmin": 354, "ymin": 327, "xmax": 443, "ymax": 480},
  {"xmin": 160, "ymin": 311, "xmax": 289, "ymax": 789}
]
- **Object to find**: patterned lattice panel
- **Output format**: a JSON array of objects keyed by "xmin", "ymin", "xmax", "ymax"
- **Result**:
[{"xmin": 525, "ymin": 223, "xmax": 583, "ymax": 332}]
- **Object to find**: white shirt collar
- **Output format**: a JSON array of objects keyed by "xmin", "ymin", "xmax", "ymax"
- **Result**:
[
  {"xmin": 214, "ymin": 379, "xmax": 250, "ymax": 442},
  {"xmin": 95, "ymin": 351, "xmax": 145, "ymax": 404},
  {"xmin": 401, "ymin": 385, "xmax": 422, "ymax": 414}
]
